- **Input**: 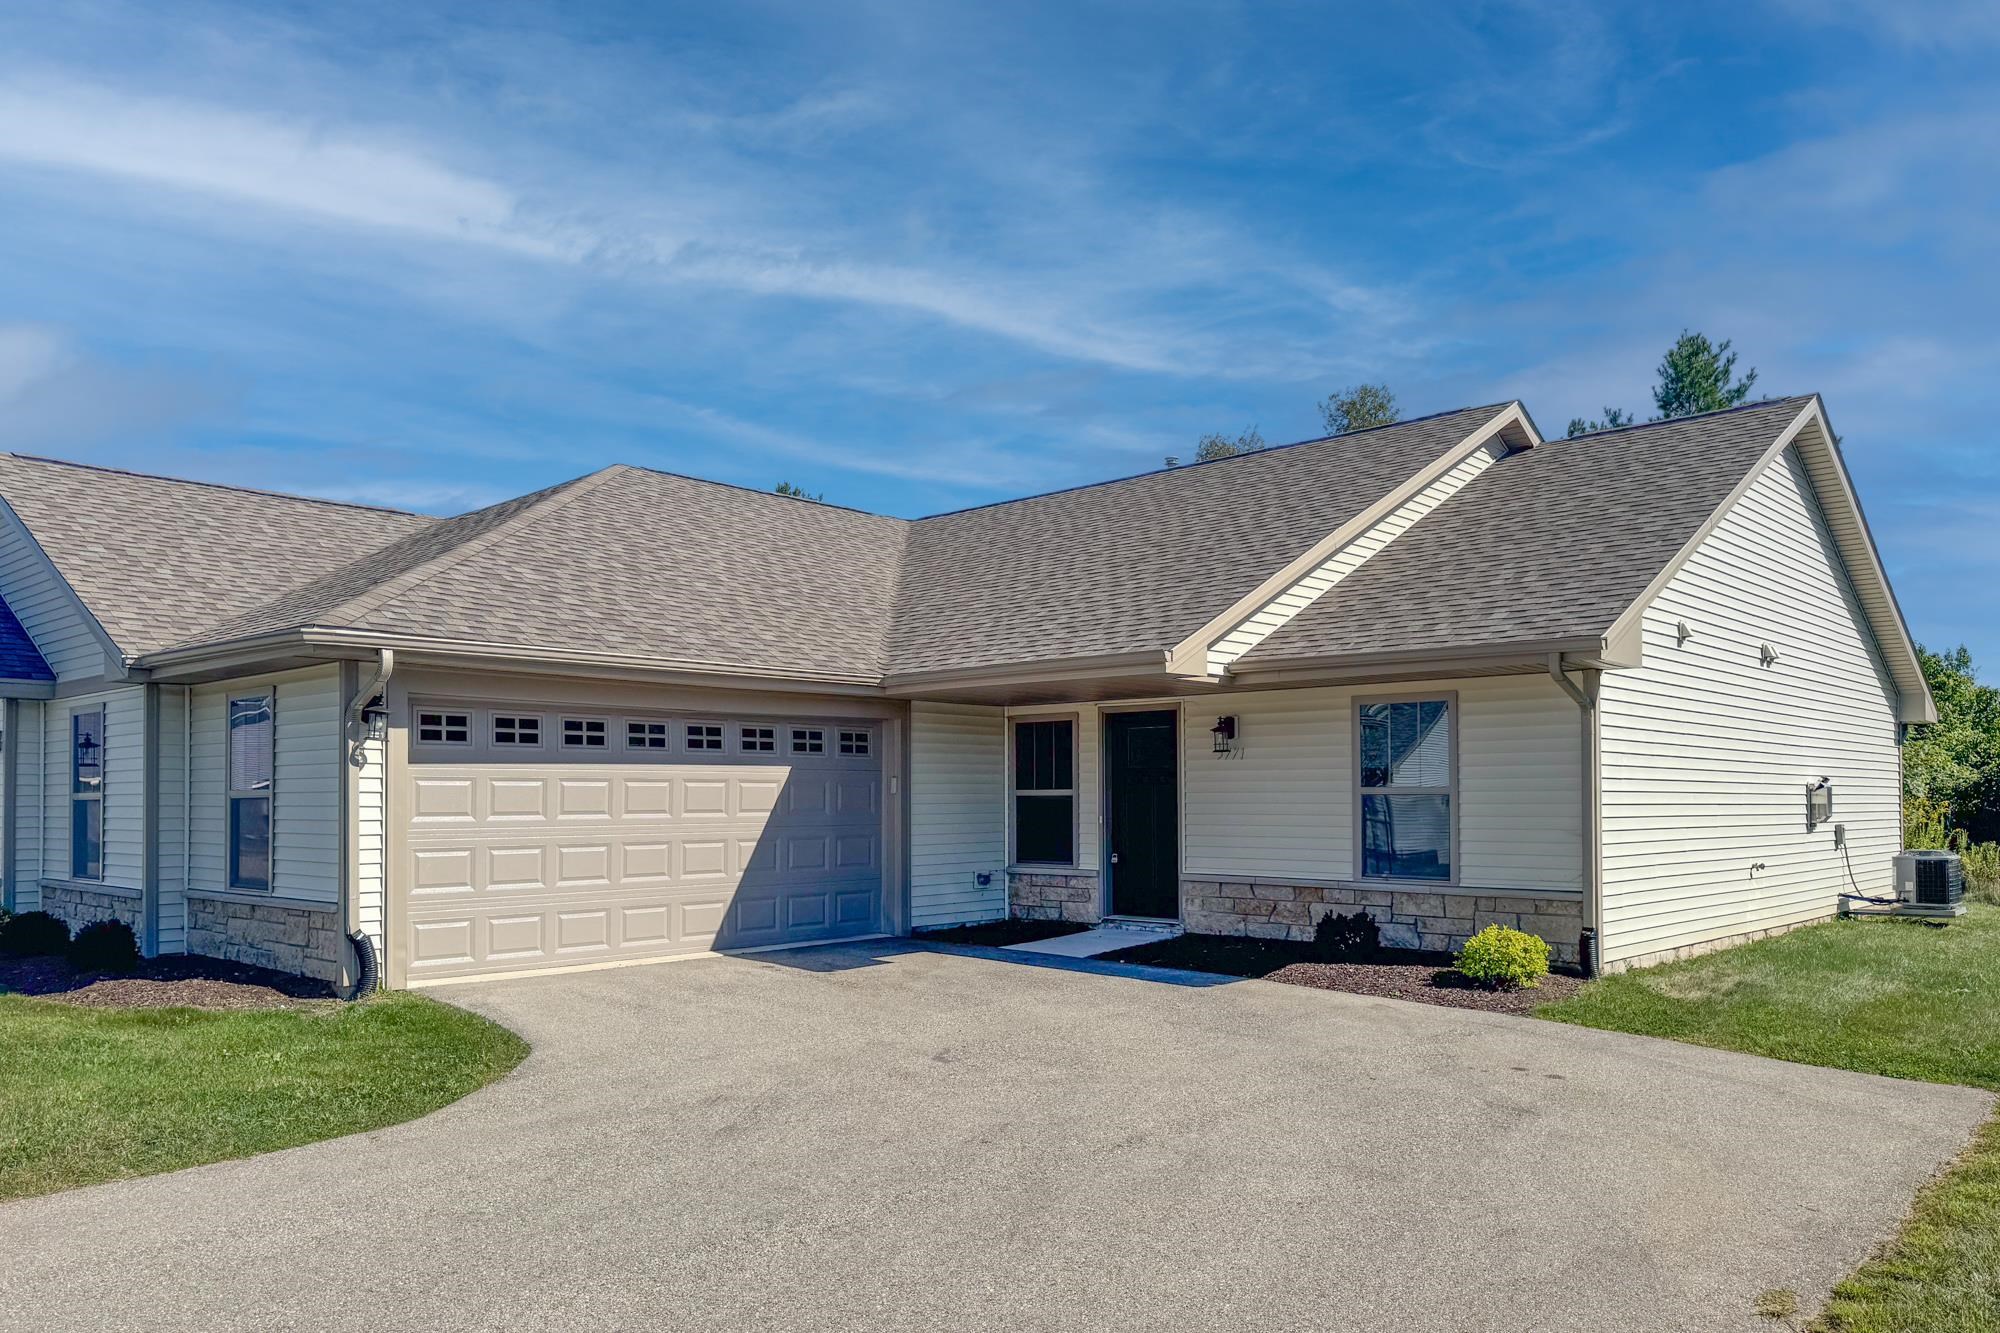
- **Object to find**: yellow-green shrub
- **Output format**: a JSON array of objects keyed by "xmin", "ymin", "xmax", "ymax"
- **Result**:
[{"xmin": 1456, "ymin": 924, "xmax": 1552, "ymax": 990}]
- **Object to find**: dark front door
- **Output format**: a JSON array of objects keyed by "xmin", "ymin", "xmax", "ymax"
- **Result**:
[{"xmin": 1106, "ymin": 710, "xmax": 1178, "ymax": 919}]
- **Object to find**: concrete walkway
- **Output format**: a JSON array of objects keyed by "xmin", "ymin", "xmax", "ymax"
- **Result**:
[{"xmin": 0, "ymin": 940, "xmax": 1987, "ymax": 1333}]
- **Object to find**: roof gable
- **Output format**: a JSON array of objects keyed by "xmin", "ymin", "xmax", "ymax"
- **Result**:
[
  {"xmin": 883, "ymin": 404, "xmax": 1515, "ymax": 682},
  {"xmin": 0, "ymin": 454, "xmax": 435, "ymax": 661},
  {"xmin": 1239, "ymin": 398, "xmax": 1817, "ymax": 668}
]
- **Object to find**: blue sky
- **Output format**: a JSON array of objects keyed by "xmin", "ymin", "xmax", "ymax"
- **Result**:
[{"xmin": 0, "ymin": 1, "xmax": 1994, "ymax": 663}]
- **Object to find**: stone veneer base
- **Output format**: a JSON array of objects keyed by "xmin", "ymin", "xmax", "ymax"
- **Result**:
[
  {"xmin": 187, "ymin": 896, "xmax": 344, "ymax": 982},
  {"xmin": 1181, "ymin": 878, "xmax": 1582, "ymax": 964},
  {"xmin": 1008, "ymin": 870, "xmax": 1103, "ymax": 924},
  {"xmin": 41, "ymin": 884, "xmax": 144, "ymax": 936}
]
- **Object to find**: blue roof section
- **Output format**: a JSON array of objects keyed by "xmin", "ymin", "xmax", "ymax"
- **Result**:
[{"xmin": 0, "ymin": 595, "xmax": 54, "ymax": 682}]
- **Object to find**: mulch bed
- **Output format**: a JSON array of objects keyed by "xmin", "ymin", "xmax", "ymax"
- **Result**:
[
  {"xmin": 0, "ymin": 953, "xmax": 339, "ymax": 1011},
  {"xmin": 915, "ymin": 919, "xmax": 1093, "ymax": 948},
  {"xmin": 1099, "ymin": 932, "xmax": 1585, "ymax": 1016}
]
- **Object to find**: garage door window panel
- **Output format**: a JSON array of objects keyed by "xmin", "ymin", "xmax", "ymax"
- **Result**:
[
  {"xmin": 563, "ymin": 718, "xmax": 608, "ymax": 749},
  {"xmin": 493, "ymin": 715, "xmax": 543, "ymax": 748},
  {"xmin": 626, "ymin": 720, "xmax": 669, "ymax": 751},
  {"xmin": 686, "ymin": 723, "xmax": 724, "ymax": 752},
  {"xmin": 740, "ymin": 725, "xmax": 775, "ymax": 753},
  {"xmin": 791, "ymin": 728, "xmax": 824, "ymax": 755},
  {"xmin": 418, "ymin": 711, "xmax": 470, "ymax": 745}
]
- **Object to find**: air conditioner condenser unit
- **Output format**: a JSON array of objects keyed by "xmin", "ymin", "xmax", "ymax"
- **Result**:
[{"xmin": 1890, "ymin": 850, "xmax": 1967, "ymax": 918}]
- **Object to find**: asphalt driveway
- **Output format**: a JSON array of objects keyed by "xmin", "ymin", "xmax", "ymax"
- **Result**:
[{"xmin": 0, "ymin": 941, "xmax": 1988, "ymax": 1332}]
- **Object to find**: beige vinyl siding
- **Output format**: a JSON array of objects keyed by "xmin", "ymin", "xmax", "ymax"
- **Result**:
[
  {"xmin": 42, "ymin": 687, "xmax": 146, "ymax": 891},
  {"xmin": 1005, "ymin": 704, "xmax": 1102, "ymax": 873},
  {"xmin": 1182, "ymin": 675, "xmax": 1581, "ymax": 893},
  {"xmin": 0, "ymin": 507, "xmax": 105, "ymax": 679},
  {"xmin": 189, "ymin": 665, "xmax": 343, "ymax": 906},
  {"xmin": 1204, "ymin": 441, "xmax": 1509, "ymax": 675},
  {"xmin": 909, "ymin": 701, "xmax": 1008, "ymax": 927},
  {"xmin": 154, "ymin": 686, "xmax": 189, "ymax": 952},
  {"xmin": 12, "ymin": 699, "xmax": 42, "ymax": 908},
  {"xmin": 1598, "ymin": 447, "xmax": 1902, "ymax": 965},
  {"xmin": 355, "ymin": 728, "xmax": 386, "ymax": 959}
]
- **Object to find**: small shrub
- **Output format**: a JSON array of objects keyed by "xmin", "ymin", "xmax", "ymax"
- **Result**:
[
  {"xmin": 66, "ymin": 919, "xmax": 139, "ymax": 974},
  {"xmin": 1312, "ymin": 910, "xmax": 1380, "ymax": 960},
  {"xmin": 1456, "ymin": 924, "xmax": 1552, "ymax": 990},
  {"xmin": 0, "ymin": 910, "xmax": 70, "ymax": 958},
  {"xmin": 1904, "ymin": 794, "xmax": 1952, "ymax": 850}
]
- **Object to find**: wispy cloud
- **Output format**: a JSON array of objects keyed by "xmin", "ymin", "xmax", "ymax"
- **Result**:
[
  {"xmin": 0, "ymin": 75, "xmax": 569, "ymax": 257},
  {"xmin": 0, "ymin": 322, "xmax": 221, "ymax": 449}
]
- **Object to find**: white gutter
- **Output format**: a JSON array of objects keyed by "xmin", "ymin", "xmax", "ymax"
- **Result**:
[{"xmin": 1547, "ymin": 653, "xmax": 1602, "ymax": 976}]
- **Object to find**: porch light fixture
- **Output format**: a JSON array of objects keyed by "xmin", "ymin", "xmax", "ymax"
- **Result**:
[
  {"xmin": 1759, "ymin": 642, "xmax": 1781, "ymax": 667},
  {"xmin": 361, "ymin": 696, "xmax": 389, "ymax": 741},
  {"xmin": 1211, "ymin": 715, "xmax": 1237, "ymax": 755}
]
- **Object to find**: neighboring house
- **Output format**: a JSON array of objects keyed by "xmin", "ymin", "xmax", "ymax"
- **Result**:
[{"xmin": 0, "ymin": 395, "xmax": 1933, "ymax": 986}]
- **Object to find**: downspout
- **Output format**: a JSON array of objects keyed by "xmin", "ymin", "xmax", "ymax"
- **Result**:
[
  {"xmin": 1548, "ymin": 654, "xmax": 1602, "ymax": 977},
  {"xmin": 342, "ymin": 650, "xmax": 392, "ymax": 997}
]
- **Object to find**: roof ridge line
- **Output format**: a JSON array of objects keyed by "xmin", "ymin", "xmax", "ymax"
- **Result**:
[
  {"xmin": 309, "ymin": 466, "xmax": 626, "ymax": 628},
  {"xmin": 1560, "ymin": 395, "xmax": 1812, "ymax": 441},
  {"xmin": 1, "ymin": 452, "xmax": 432, "ymax": 518},
  {"xmin": 910, "ymin": 402, "xmax": 1510, "ymax": 523}
]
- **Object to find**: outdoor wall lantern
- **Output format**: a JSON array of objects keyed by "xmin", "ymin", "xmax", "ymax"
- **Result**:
[
  {"xmin": 362, "ymin": 696, "xmax": 389, "ymax": 741},
  {"xmin": 1211, "ymin": 715, "xmax": 1237, "ymax": 756}
]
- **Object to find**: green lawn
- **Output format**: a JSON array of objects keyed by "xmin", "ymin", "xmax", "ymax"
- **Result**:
[
  {"xmin": 1540, "ymin": 906, "xmax": 2000, "ymax": 1332},
  {"xmin": 0, "ymin": 992, "xmax": 527, "ymax": 1202}
]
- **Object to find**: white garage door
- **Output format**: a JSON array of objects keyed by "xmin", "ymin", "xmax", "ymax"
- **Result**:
[{"xmin": 400, "ymin": 700, "xmax": 884, "ymax": 982}]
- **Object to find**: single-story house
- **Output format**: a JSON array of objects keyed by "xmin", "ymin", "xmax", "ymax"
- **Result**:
[{"xmin": 0, "ymin": 394, "xmax": 1932, "ymax": 986}]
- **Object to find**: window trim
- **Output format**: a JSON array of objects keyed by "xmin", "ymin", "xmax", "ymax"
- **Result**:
[
  {"xmin": 1010, "ymin": 713, "xmax": 1079, "ymax": 868},
  {"xmin": 623, "ymin": 719, "xmax": 671, "ymax": 751},
  {"xmin": 1351, "ymin": 690, "xmax": 1459, "ymax": 887},
  {"xmin": 227, "ymin": 689, "xmax": 276, "ymax": 893},
  {"xmin": 69, "ymin": 703, "xmax": 106, "ymax": 883},
  {"xmin": 416, "ymin": 710, "xmax": 472, "ymax": 746},
  {"xmin": 491, "ymin": 713, "xmax": 544, "ymax": 749},
  {"xmin": 560, "ymin": 716, "xmax": 609, "ymax": 749}
]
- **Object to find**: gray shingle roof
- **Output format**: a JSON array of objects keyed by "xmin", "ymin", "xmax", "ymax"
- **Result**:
[
  {"xmin": 0, "ymin": 596, "xmax": 52, "ymax": 682},
  {"xmin": 1238, "ymin": 397, "xmax": 1814, "ymax": 665},
  {"xmin": 202, "ymin": 465, "xmax": 908, "ymax": 680},
  {"xmin": 886, "ymin": 404, "xmax": 1512, "ymax": 676},
  {"xmin": 0, "ymin": 399, "xmax": 1820, "ymax": 685},
  {"xmin": 0, "ymin": 454, "xmax": 435, "ymax": 660}
]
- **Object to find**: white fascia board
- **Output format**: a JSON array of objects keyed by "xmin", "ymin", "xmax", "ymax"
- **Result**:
[{"xmin": 1600, "ymin": 398, "xmax": 1934, "ymax": 724}]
